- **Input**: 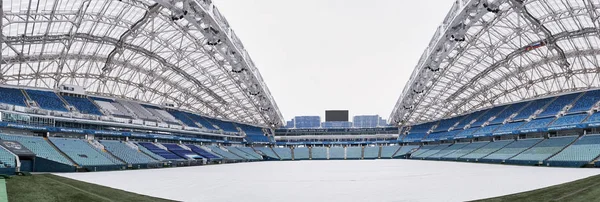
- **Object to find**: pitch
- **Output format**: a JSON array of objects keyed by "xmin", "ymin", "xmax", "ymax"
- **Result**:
[{"xmin": 56, "ymin": 160, "xmax": 600, "ymax": 202}]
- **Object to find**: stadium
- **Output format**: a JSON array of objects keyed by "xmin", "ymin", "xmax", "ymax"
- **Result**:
[{"xmin": 0, "ymin": 0, "xmax": 600, "ymax": 201}]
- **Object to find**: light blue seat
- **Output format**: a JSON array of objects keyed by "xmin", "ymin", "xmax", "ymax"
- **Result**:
[
  {"xmin": 380, "ymin": 145, "xmax": 400, "ymax": 158},
  {"xmin": 272, "ymin": 147, "xmax": 292, "ymax": 160},
  {"xmin": 547, "ymin": 135, "xmax": 600, "ymax": 167},
  {"xmin": 442, "ymin": 141, "xmax": 490, "ymax": 160},
  {"xmin": 329, "ymin": 147, "xmax": 345, "ymax": 159},
  {"xmin": 425, "ymin": 143, "xmax": 468, "ymax": 160},
  {"xmin": 50, "ymin": 138, "xmax": 123, "ymax": 166},
  {"xmin": 0, "ymin": 134, "xmax": 72, "ymax": 165},
  {"xmin": 346, "ymin": 147, "xmax": 362, "ymax": 159},
  {"xmin": 100, "ymin": 140, "xmax": 157, "ymax": 165},
  {"xmin": 254, "ymin": 147, "xmax": 279, "ymax": 159},
  {"xmin": 293, "ymin": 147, "xmax": 309, "ymax": 160},
  {"xmin": 393, "ymin": 145, "xmax": 419, "ymax": 158},
  {"xmin": 0, "ymin": 148, "xmax": 15, "ymax": 168},
  {"xmin": 225, "ymin": 146, "xmax": 259, "ymax": 160},
  {"xmin": 506, "ymin": 136, "xmax": 577, "ymax": 165},
  {"xmin": 206, "ymin": 146, "xmax": 243, "ymax": 160},
  {"xmin": 234, "ymin": 147, "xmax": 263, "ymax": 160},
  {"xmin": 363, "ymin": 146, "xmax": 379, "ymax": 159},
  {"xmin": 480, "ymin": 139, "xmax": 542, "ymax": 163},
  {"xmin": 411, "ymin": 144, "xmax": 450, "ymax": 159},
  {"xmin": 310, "ymin": 147, "xmax": 327, "ymax": 160},
  {"xmin": 459, "ymin": 140, "xmax": 514, "ymax": 161}
]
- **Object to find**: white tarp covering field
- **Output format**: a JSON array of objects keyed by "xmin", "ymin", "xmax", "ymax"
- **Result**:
[{"xmin": 56, "ymin": 160, "xmax": 600, "ymax": 202}]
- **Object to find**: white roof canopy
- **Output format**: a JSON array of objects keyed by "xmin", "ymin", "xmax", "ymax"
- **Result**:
[
  {"xmin": 1, "ymin": 0, "xmax": 284, "ymax": 127},
  {"xmin": 391, "ymin": 0, "xmax": 600, "ymax": 125}
]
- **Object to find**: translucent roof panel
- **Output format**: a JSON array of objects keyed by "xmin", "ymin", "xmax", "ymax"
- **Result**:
[
  {"xmin": 1, "ymin": 0, "xmax": 284, "ymax": 127},
  {"xmin": 391, "ymin": 0, "xmax": 600, "ymax": 125}
]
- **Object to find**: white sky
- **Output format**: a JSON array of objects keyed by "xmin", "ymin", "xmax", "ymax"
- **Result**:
[{"xmin": 214, "ymin": 0, "xmax": 454, "ymax": 121}]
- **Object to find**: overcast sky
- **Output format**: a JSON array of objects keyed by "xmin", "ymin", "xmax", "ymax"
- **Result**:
[{"xmin": 214, "ymin": 0, "xmax": 453, "ymax": 121}]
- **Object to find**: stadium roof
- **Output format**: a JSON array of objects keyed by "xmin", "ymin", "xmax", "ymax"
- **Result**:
[
  {"xmin": 391, "ymin": 0, "xmax": 600, "ymax": 125},
  {"xmin": 1, "ymin": 0, "xmax": 284, "ymax": 127}
]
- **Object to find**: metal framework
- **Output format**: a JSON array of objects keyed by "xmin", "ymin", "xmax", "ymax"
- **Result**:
[
  {"xmin": 0, "ymin": 0, "xmax": 284, "ymax": 127},
  {"xmin": 391, "ymin": 0, "xmax": 600, "ymax": 125}
]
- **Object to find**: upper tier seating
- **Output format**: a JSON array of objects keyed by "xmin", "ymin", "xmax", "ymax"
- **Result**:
[
  {"xmin": 411, "ymin": 144, "xmax": 450, "ymax": 159},
  {"xmin": 100, "ymin": 140, "xmax": 156, "ymax": 165},
  {"xmin": 403, "ymin": 133, "xmax": 427, "ymax": 142},
  {"xmin": 311, "ymin": 147, "xmax": 327, "ymax": 160},
  {"xmin": 62, "ymin": 95, "xmax": 103, "ymax": 115},
  {"xmin": 181, "ymin": 112, "xmax": 218, "ymax": 130},
  {"xmin": 92, "ymin": 97, "xmax": 135, "ymax": 118},
  {"xmin": 453, "ymin": 110, "xmax": 487, "ymax": 130},
  {"xmin": 537, "ymin": 93, "xmax": 581, "ymax": 117},
  {"xmin": 142, "ymin": 105, "xmax": 179, "ymax": 124},
  {"xmin": 506, "ymin": 136, "xmax": 577, "ymax": 165},
  {"xmin": 50, "ymin": 138, "xmax": 123, "ymax": 166},
  {"xmin": 433, "ymin": 116, "xmax": 465, "ymax": 132},
  {"xmin": 233, "ymin": 147, "xmax": 263, "ymax": 160},
  {"xmin": 472, "ymin": 125, "xmax": 500, "ymax": 136},
  {"xmin": 346, "ymin": 147, "xmax": 362, "ymax": 159},
  {"xmin": 512, "ymin": 98, "xmax": 553, "ymax": 120},
  {"xmin": 204, "ymin": 117, "xmax": 238, "ymax": 133},
  {"xmin": 488, "ymin": 102, "xmax": 529, "ymax": 125},
  {"xmin": 206, "ymin": 146, "xmax": 243, "ymax": 160},
  {"xmin": 425, "ymin": 143, "xmax": 468, "ymax": 160},
  {"xmin": 546, "ymin": 135, "xmax": 600, "ymax": 167},
  {"xmin": 186, "ymin": 145, "xmax": 222, "ymax": 160},
  {"xmin": 393, "ymin": 145, "xmax": 420, "ymax": 158},
  {"xmin": 238, "ymin": 124, "xmax": 269, "ymax": 143},
  {"xmin": 26, "ymin": 90, "xmax": 67, "ymax": 111},
  {"xmin": 584, "ymin": 112, "xmax": 600, "ymax": 124},
  {"xmin": 454, "ymin": 127, "xmax": 479, "ymax": 138},
  {"xmin": 168, "ymin": 111, "xmax": 198, "ymax": 127},
  {"xmin": 568, "ymin": 90, "xmax": 600, "ymax": 113},
  {"xmin": 442, "ymin": 141, "xmax": 490, "ymax": 160},
  {"xmin": 225, "ymin": 146, "xmax": 259, "ymax": 160},
  {"xmin": 480, "ymin": 139, "xmax": 542, "ymax": 163},
  {"xmin": 272, "ymin": 147, "xmax": 292, "ymax": 160},
  {"xmin": 0, "ymin": 87, "xmax": 27, "ymax": 106},
  {"xmin": 293, "ymin": 147, "xmax": 309, "ymax": 160},
  {"xmin": 117, "ymin": 100, "xmax": 158, "ymax": 121},
  {"xmin": 549, "ymin": 114, "xmax": 588, "ymax": 127},
  {"xmin": 494, "ymin": 121, "xmax": 525, "ymax": 134},
  {"xmin": 254, "ymin": 147, "xmax": 280, "ymax": 159},
  {"xmin": 137, "ymin": 142, "xmax": 183, "ymax": 160},
  {"xmin": 519, "ymin": 117, "xmax": 554, "ymax": 131},
  {"xmin": 426, "ymin": 130, "xmax": 459, "ymax": 140},
  {"xmin": 0, "ymin": 134, "xmax": 72, "ymax": 165},
  {"xmin": 470, "ymin": 106, "xmax": 508, "ymax": 127},
  {"xmin": 162, "ymin": 143, "xmax": 202, "ymax": 159},
  {"xmin": 459, "ymin": 140, "xmax": 514, "ymax": 161},
  {"xmin": 0, "ymin": 148, "xmax": 15, "ymax": 168},
  {"xmin": 329, "ymin": 147, "xmax": 345, "ymax": 159},
  {"xmin": 363, "ymin": 146, "xmax": 379, "ymax": 159},
  {"xmin": 380, "ymin": 145, "xmax": 400, "ymax": 158}
]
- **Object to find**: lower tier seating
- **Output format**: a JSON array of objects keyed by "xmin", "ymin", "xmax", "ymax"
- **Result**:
[
  {"xmin": 329, "ymin": 147, "xmax": 345, "ymax": 159},
  {"xmin": 272, "ymin": 147, "xmax": 292, "ymax": 160},
  {"xmin": 0, "ymin": 134, "xmax": 72, "ymax": 165},
  {"xmin": 233, "ymin": 147, "xmax": 263, "ymax": 160},
  {"xmin": 0, "ymin": 148, "xmax": 15, "ymax": 168},
  {"xmin": 225, "ymin": 146, "xmax": 259, "ymax": 160},
  {"xmin": 546, "ymin": 135, "xmax": 600, "ymax": 167},
  {"xmin": 363, "ymin": 146, "xmax": 379, "ymax": 159},
  {"xmin": 186, "ymin": 145, "xmax": 222, "ymax": 160},
  {"xmin": 380, "ymin": 145, "xmax": 400, "ymax": 158},
  {"xmin": 506, "ymin": 136, "xmax": 577, "ymax": 165},
  {"xmin": 50, "ymin": 138, "xmax": 123, "ymax": 166},
  {"xmin": 206, "ymin": 146, "xmax": 243, "ymax": 160},
  {"xmin": 442, "ymin": 141, "xmax": 489, "ymax": 160},
  {"xmin": 411, "ymin": 144, "xmax": 450, "ymax": 159},
  {"xmin": 345, "ymin": 147, "xmax": 362, "ymax": 159},
  {"xmin": 393, "ymin": 145, "xmax": 419, "ymax": 158},
  {"xmin": 425, "ymin": 143, "xmax": 469, "ymax": 160},
  {"xmin": 100, "ymin": 140, "xmax": 157, "ymax": 165},
  {"xmin": 137, "ymin": 142, "xmax": 183, "ymax": 160},
  {"xmin": 293, "ymin": 147, "xmax": 309, "ymax": 160},
  {"xmin": 254, "ymin": 147, "xmax": 279, "ymax": 159},
  {"xmin": 480, "ymin": 139, "xmax": 542, "ymax": 163},
  {"xmin": 310, "ymin": 147, "xmax": 327, "ymax": 160},
  {"xmin": 459, "ymin": 140, "xmax": 514, "ymax": 161},
  {"xmin": 162, "ymin": 144, "xmax": 202, "ymax": 160}
]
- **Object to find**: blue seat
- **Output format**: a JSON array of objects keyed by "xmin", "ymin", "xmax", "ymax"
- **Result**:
[
  {"xmin": 137, "ymin": 142, "xmax": 183, "ymax": 160},
  {"xmin": 25, "ymin": 90, "xmax": 68, "ymax": 111},
  {"xmin": 63, "ymin": 95, "xmax": 103, "ymax": 115},
  {"xmin": 0, "ymin": 87, "xmax": 27, "ymax": 106}
]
